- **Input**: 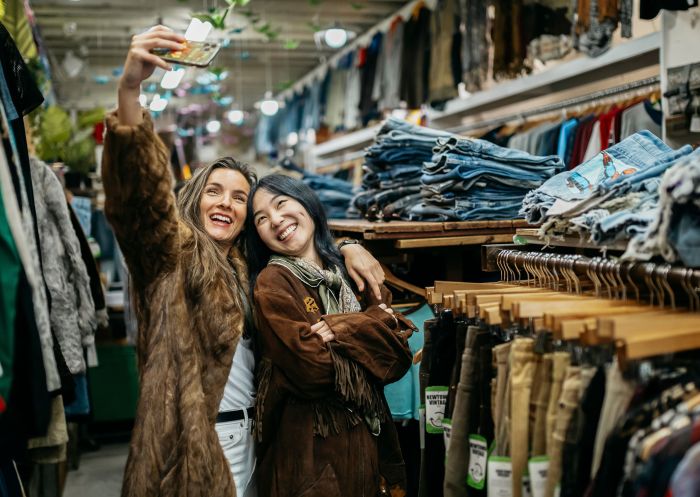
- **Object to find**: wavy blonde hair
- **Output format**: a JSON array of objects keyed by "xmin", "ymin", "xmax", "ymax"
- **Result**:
[{"xmin": 176, "ymin": 157, "xmax": 257, "ymax": 297}]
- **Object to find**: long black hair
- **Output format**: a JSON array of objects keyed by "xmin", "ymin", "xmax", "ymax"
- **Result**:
[{"xmin": 245, "ymin": 174, "xmax": 346, "ymax": 295}]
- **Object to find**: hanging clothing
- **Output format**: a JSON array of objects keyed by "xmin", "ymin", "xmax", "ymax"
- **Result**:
[
  {"xmin": 429, "ymin": 0, "xmax": 459, "ymax": 103},
  {"xmin": 400, "ymin": 5, "xmax": 432, "ymax": 109},
  {"xmin": 102, "ymin": 111, "xmax": 248, "ymax": 497},
  {"xmin": 30, "ymin": 159, "xmax": 96, "ymax": 375},
  {"xmin": 373, "ymin": 17, "xmax": 404, "ymax": 111}
]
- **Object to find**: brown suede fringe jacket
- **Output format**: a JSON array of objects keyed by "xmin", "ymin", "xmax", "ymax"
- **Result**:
[
  {"xmin": 253, "ymin": 264, "xmax": 415, "ymax": 497},
  {"xmin": 102, "ymin": 112, "xmax": 245, "ymax": 497}
]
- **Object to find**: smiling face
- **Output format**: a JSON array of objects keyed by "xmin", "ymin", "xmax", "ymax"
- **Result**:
[
  {"xmin": 252, "ymin": 188, "xmax": 320, "ymax": 265},
  {"xmin": 199, "ymin": 168, "xmax": 251, "ymax": 248}
]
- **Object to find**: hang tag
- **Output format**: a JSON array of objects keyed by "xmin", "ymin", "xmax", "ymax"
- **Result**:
[
  {"xmin": 86, "ymin": 343, "xmax": 99, "ymax": 368},
  {"xmin": 467, "ymin": 434, "xmax": 488, "ymax": 490},
  {"xmin": 527, "ymin": 456, "xmax": 549, "ymax": 497},
  {"xmin": 419, "ymin": 405, "xmax": 426, "ymax": 449},
  {"xmin": 690, "ymin": 115, "xmax": 700, "ymax": 133},
  {"xmin": 487, "ymin": 456, "xmax": 513, "ymax": 497},
  {"xmin": 425, "ymin": 386, "xmax": 448, "ymax": 434},
  {"xmin": 443, "ymin": 418, "xmax": 452, "ymax": 451},
  {"xmin": 0, "ymin": 360, "xmax": 4, "ymax": 378}
]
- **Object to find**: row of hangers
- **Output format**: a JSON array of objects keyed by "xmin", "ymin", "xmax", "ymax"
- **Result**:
[{"xmin": 424, "ymin": 250, "xmax": 700, "ymax": 369}]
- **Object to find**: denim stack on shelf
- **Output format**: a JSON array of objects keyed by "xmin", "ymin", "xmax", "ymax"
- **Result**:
[
  {"xmin": 303, "ymin": 173, "xmax": 355, "ymax": 219},
  {"xmin": 351, "ymin": 117, "xmax": 451, "ymax": 220},
  {"xmin": 520, "ymin": 131, "xmax": 694, "ymax": 249},
  {"xmin": 403, "ymin": 136, "xmax": 565, "ymax": 221}
]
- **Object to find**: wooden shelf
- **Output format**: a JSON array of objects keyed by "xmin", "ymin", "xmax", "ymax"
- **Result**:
[
  {"xmin": 329, "ymin": 219, "xmax": 528, "ymax": 241},
  {"xmin": 395, "ymin": 233, "xmax": 515, "ymax": 249},
  {"xmin": 513, "ymin": 228, "xmax": 630, "ymax": 252}
]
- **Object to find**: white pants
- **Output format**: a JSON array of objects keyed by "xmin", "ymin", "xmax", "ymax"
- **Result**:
[{"xmin": 215, "ymin": 414, "xmax": 257, "ymax": 497}]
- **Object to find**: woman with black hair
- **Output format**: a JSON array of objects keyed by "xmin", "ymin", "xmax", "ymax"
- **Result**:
[{"xmin": 247, "ymin": 174, "xmax": 415, "ymax": 497}]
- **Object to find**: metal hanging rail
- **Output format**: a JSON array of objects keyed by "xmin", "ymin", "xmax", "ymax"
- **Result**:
[
  {"xmin": 485, "ymin": 247, "xmax": 700, "ymax": 311},
  {"xmin": 447, "ymin": 75, "xmax": 661, "ymax": 134}
]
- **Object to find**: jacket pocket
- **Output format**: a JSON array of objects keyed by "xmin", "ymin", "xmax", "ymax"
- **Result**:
[{"xmin": 294, "ymin": 463, "xmax": 342, "ymax": 497}]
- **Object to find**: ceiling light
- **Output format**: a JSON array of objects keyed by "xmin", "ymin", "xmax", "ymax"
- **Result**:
[
  {"xmin": 139, "ymin": 94, "xmax": 148, "ymax": 107},
  {"xmin": 286, "ymin": 132, "xmax": 298, "ymax": 147},
  {"xmin": 260, "ymin": 99, "xmax": 279, "ymax": 116},
  {"xmin": 324, "ymin": 28, "xmax": 348, "ymax": 49},
  {"xmin": 161, "ymin": 68, "xmax": 185, "ymax": 89},
  {"xmin": 149, "ymin": 94, "xmax": 168, "ymax": 112},
  {"xmin": 206, "ymin": 120, "xmax": 221, "ymax": 134},
  {"xmin": 227, "ymin": 110, "xmax": 245, "ymax": 125},
  {"xmin": 184, "ymin": 18, "xmax": 213, "ymax": 42}
]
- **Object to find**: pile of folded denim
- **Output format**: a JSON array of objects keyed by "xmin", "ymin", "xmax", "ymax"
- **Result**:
[
  {"xmin": 351, "ymin": 117, "xmax": 451, "ymax": 220},
  {"xmin": 303, "ymin": 172, "xmax": 355, "ymax": 219},
  {"xmin": 402, "ymin": 136, "xmax": 564, "ymax": 221},
  {"xmin": 520, "ymin": 130, "xmax": 694, "ymax": 248},
  {"xmin": 624, "ymin": 148, "xmax": 700, "ymax": 267}
]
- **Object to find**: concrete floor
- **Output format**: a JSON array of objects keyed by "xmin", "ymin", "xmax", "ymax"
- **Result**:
[{"xmin": 63, "ymin": 443, "xmax": 128, "ymax": 497}]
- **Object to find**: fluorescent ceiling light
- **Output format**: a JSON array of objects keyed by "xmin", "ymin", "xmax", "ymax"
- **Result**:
[
  {"xmin": 185, "ymin": 18, "xmax": 213, "ymax": 42},
  {"xmin": 161, "ymin": 68, "xmax": 185, "ymax": 89}
]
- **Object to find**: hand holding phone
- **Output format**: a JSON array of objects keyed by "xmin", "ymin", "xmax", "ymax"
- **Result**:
[{"xmin": 152, "ymin": 41, "xmax": 221, "ymax": 68}]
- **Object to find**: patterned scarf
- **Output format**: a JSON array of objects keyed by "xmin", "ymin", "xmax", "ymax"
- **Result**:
[{"xmin": 268, "ymin": 255, "xmax": 361, "ymax": 314}]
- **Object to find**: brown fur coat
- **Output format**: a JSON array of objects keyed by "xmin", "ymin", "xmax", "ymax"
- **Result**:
[{"xmin": 102, "ymin": 112, "xmax": 244, "ymax": 497}]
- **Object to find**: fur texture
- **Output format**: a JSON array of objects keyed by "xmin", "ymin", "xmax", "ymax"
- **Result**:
[{"xmin": 102, "ymin": 112, "xmax": 244, "ymax": 497}]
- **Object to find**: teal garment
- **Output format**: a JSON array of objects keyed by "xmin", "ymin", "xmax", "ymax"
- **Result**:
[
  {"xmin": 557, "ymin": 118, "xmax": 579, "ymax": 162},
  {"xmin": 384, "ymin": 303, "xmax": 434, "ymax": 420},
  {"xmin": 0, "ymin": 186, "xmax": 21, "ymax": 402}
]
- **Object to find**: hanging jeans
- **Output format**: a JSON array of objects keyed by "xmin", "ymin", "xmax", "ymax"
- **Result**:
[
  {"xmin": 546, "ymin": 352, "xmax": 571, "ymax": 453},
  {"xmin": 531, "ymin": 353, "xmax": 552, "ymax": 456}
]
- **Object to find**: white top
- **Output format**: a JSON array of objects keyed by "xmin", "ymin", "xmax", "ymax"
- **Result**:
[{"xmin": 218, "ymin": 336, "xmax": 256, "ymax": 412}]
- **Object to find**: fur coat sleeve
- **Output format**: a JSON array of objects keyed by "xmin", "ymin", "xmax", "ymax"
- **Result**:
[{"xmin": 101, "ymin": 111, "xmax": 180, "ymax": 288}]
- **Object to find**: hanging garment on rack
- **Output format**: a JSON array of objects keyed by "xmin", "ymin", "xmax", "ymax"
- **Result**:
[
  {"xmin": 492, "ymin": 0, "xmax": 525, "ymax": 79},
  {"xmin": 359, "ymin": 32, "xmax": 383, "ymax": 125},
  {"xmin": 30, "ymin": 158, "xmax": 97, "ymax": 375},
  {"xmin": 344, "ymin": 50, "xmax": 362, "ymax": 131},
  {"xmin": 459, "ymin": 0, "xmax": 489, "ymax": 91},
  {"xmin": 429, "ymin": 0, "xmax": 460, "ymax": 103},
  {"xmin": 373, "ymin": 16, "xmax": 404, "ymax": 111},
  {"xmin": 0, "ymin": 102, "xmax": 59, "ymax": 395},
  {"xmin": 619, "ymin": 100, "xmax": 662, "ymax": 144},
  {"xmin": 0, "ymin": 184, "xmax": 20, "ymax": 404},
  {"xmin": 400, "ymin": 5, "xmax": 432, "ymax": 109}
]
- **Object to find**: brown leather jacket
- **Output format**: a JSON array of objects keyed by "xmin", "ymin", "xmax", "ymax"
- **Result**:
[
  {"xmin": 102, "ymin": 112, "xmax": 245, "ymax": 497},
  {"xmin": 253, "ymin": 264, "xmax": 414, "ymax": 497}
]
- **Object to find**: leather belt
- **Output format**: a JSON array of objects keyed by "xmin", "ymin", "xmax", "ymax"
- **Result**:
[{"xmin": 216, "ymin": 407, "xmax": 255, "ymax": 423}]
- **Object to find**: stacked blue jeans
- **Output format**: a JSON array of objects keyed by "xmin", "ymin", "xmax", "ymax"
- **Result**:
[
  {"xmin": 303, "ymin": 172, "xmax": 354, "ymax": 219},
  {"xmin": 352, "ymin": 117, "xmax": 452, "ymax": 220},
  {"xmin": 405, "ymin": 136, "xmax": 564, "ymax": 221}
]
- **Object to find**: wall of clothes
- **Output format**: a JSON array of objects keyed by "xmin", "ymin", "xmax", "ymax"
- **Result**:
[
  {"xmin": 254, "ymin": 0, "xmax": 691, "ymax": 155},
  {"xmin": 0, "ymin": 24, "xmax": 106, "ymax": 494}
]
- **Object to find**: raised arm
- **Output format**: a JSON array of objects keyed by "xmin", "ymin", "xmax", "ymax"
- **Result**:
[{"xmin": 102, "ymin": 26, "xmax": 186, "ymax": 287}]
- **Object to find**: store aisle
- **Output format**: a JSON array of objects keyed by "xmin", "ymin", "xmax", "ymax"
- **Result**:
[{"xmin": 64, "ymin": 444, "xmax": 128, "ymax": 497}]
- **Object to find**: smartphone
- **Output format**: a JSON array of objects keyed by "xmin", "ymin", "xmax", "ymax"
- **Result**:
[{"xmin": 153, "ymin": 41, "xmax": 221, "ymax": 68}]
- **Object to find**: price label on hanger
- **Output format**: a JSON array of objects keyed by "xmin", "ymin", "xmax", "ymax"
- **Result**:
[
  {"xmin": 467, "ymin": 434, "xmax": 488, "ymax": 490},
  {"xmin": 487, "ymin": 456, "xmax": 513, "ymax": 497},
  {"xmin": 527, "ymin": 456, "xmax": 549, "ymax": 497},
  {"xmin": 443, "ymin": 418, "xmax": 452, "ymax": 452},
  {"xmin": 425, "ymin": 386, "xmax": 448, "ymax": 434}
]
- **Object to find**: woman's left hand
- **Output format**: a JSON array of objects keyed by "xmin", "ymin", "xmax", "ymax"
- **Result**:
[{"xmin": 340, "ymin": 243, "xmax": 385, "ymax": 301}]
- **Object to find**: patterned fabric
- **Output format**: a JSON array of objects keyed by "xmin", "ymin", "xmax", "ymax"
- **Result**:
[{"xmin": 269, "ymin": 255, "xmax": 361, "ymax": 314}]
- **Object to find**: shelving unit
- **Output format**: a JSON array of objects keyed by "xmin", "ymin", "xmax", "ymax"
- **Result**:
[{"xmin": 513, "ymin": 228, "xmax": 630, "ymax": 252}]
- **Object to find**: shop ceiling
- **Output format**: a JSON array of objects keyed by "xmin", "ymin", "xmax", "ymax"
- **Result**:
[{"xmin": 30, "ymin": 0, "xmax": 409, "ymax": 110}]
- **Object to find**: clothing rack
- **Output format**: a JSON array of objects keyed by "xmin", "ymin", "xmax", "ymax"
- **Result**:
[
  {"xmin": 485, "ymin": 247, "xmax": 700, "ymax": 311},
  {"xmin": 447, "ymin": 75, "xmax": 661, "ymax": 134}
]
